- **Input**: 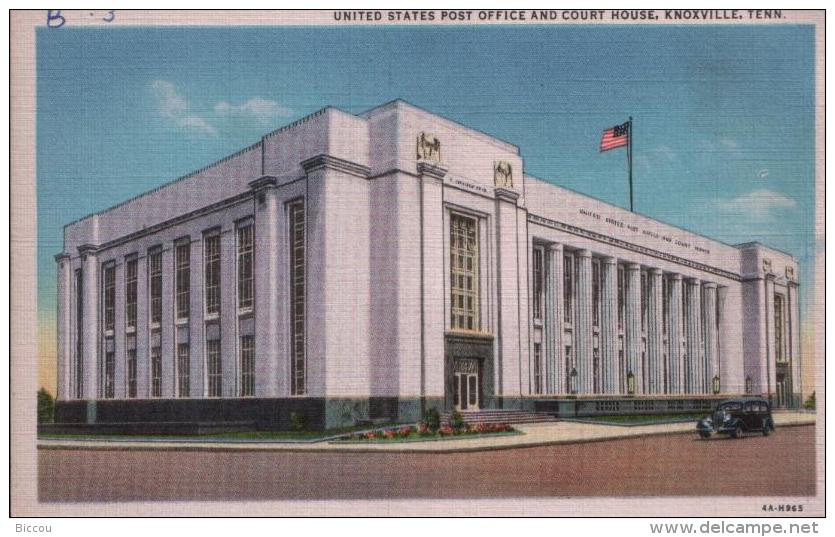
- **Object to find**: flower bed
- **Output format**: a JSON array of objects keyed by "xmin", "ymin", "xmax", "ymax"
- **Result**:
[{"xmin": 338, "ymin": 422, "xmax": 517, "ymax": 443}]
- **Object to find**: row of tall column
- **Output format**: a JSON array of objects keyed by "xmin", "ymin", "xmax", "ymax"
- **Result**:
[{"xmin": 539, "ymin": 243, "xmax": 722, "ymax": 396}]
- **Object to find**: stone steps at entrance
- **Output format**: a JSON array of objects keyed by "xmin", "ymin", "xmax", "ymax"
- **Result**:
[{"xmin": 441, "ymin": 410, "xmax": 558, "ymax": 425}]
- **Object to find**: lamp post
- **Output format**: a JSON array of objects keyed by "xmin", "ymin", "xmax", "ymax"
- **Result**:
[
  {"xmin": 570, "ymin": 367, "xmax": 578, "ymax": 395},
  {"xmin": 627, "ymin": 371, "xmax": 635, "ymax": 395}
]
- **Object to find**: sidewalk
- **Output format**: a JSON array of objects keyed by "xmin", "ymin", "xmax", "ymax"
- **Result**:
[{"xmin": 37, "ymin": 412, "xmax": 816, "ymax": 454}]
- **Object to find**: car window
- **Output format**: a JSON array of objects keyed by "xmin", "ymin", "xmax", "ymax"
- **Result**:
[
  {"xmin": 744, "ymin": 402, "xmax": 755, "ymax": 412},
  {"xmin": 719, "ymin": 402, "xmax": 742, "ymax": 411}
]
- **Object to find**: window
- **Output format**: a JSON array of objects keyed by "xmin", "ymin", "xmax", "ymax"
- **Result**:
[
  {"xmin": 237, "ymin": 224, "xmax": 254, "ymax": 311},
  {"xmin": 125, "ymin": 258, "xmax": 137, "ymax": 330},
  {"xmin": 533, "ymin": 342, "xmax": 543, "ymax": 394},
  {"xmin": 289, "ymin": 201, "xmax": 306, "ymax": 395},
  {"xmin": 592, "ymin": 259, "xmax": 601, "ymax": 328},
  {"xmin": 177, "ymin": 343, "xmax": 189, "ymax": 397},
  {"xmin": 149, "ymin": 249, "xmax": 162, "ymax": 324},
  {"xmin": 450, "ymin": 214, "xmax": 479, "ymax": 331},
  {"xmin": 150, "ymin": 345, "xmax": 162, "ymax": 397},
  {"xmin": 641, "ymin": 271, "xmax": 648, "ymax": 332},
  {"xmin": 74, "ymin": 268, "xmax": 84, "ymax": 399},
  {"xmin": 240, "ymin": 335, "xmax": 255, "ymax": 397},
  {"xmin": 104, "ymin": 349, "xmax": 115, "ymax": 398},
  {"xmin": 127, "ymin": 349, "xmax": 137, "ymax": 398},
  {"xmin": 175, "ymin": 242, "xmax": 190, "ymax": 320},
  {"xmin": 774, "ymin": 294, "xmax": 786, "ymax": 363},
  {"xmin": 204, "ymin": 234, "xmax": 221, "ymax": 316},
  {"xmin": 617, "ymin": 265, "xmax": 625, "ymax": 330},
  {"xmin": 103, "ymin": 264, "xmax": 115, "ymax": 332},
  {"xmin": 662, "ymin": 276, "xmax": 669, "ymax": 335},
  {"xmin": 563, "ymin": 254, "xmax": 573, "ymax": 324},
  {"xmin": 532, "ymin": 248, "xmax": 543, "ymax": 321},
  {"xmin": 207, "ymin": 339, "xmax": 222, "ymax": 397}
]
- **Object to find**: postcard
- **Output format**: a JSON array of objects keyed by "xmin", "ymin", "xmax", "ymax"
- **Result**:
[{"xmin": 9, "ymin": 8, "xmax": 825, "ymax": 519}]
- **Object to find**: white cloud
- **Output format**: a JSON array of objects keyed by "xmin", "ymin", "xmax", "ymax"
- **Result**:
[
  {"xmin": 149, "ymin": 80, "xmax": 217, "ymax": 136},
  {"xmin": 714, "ymin": 189, "xmax": 796, "ymax": 221},
  {"xmin": 214, "ymin": 97, "xmax": 292, "ymax": 124},
  {"xmin": 758, "ymin": 168, "xmax": 770, "ymax": 179}
]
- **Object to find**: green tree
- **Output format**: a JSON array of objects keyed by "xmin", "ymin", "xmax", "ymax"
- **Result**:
[
  {"xmin": 37, "ymin": 388, "xmax": 55, "ymax": 423},
  {"xmin": 803, "ymin": 391, "xmax": 816, "ymax": 410}
]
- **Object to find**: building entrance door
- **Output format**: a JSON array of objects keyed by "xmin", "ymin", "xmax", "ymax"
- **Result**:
[{"xmin": 453, "ymin": 358, "xmax": 480, "ymax": 411}]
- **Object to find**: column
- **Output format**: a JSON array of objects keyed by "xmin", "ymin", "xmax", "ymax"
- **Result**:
[
  {"xmin": 575, "ymin": 250, "xmax": 593, "ymax": 394},
  {"xmin": 600, "ymin": 257, "xmax": 618, "ymax": 394},
  {"xmin": 79, "ymin": 245, "xmax": 99, "ymax": 399},
  {"xmin": 787, "ymin": 281, "xmax": 801, "ymax": 406},
  {"xmin": 703, "ymin": 283, "xmax": 718, "ymax": 394},
  {"xmin": 135, "ymin": 252, "xmax": 149, "ymax": 397},
  {"xmin": 685, "ymin": 278, "xmax": 703, "ymax": 393},
  {"xmin": 763, "ymin": 275, "xmax": 776, "ymax": 401},
  {"xmin": 55, "ymin": 253, "xmax": 72, "ymax": 400},
  {"xmin": 220, "ymin": 226, "xmax": 237, "ymax": 397},
  {"xmin": 647, "ymin": 268, "xmax": 664, "ymax": 394},
  {"xmin": 544, "ymin": 243, "xmax": 564, "ymax": 394},
  {"xmin": 667, "ymin": 274, "xmax": 683, "ymax": 393},
  {"xmin": 188, "ymin": 237, "xmax": 204, "ymax": 397},
  {"xmin": 625, "ymin": 263, "xmax": 642, "ymax": 394},
  {"xmin": 250, "ymin": 177, "xmax": 280, "ymax": 397},
  {"xmin": 113, "ymin": 260, "xmax": 126, "ymax": 399}
]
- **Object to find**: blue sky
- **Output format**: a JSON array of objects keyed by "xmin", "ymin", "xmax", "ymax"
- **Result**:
[{"xmin": 37, "ymin": 24, "xmax": 816, "ymax": 330}]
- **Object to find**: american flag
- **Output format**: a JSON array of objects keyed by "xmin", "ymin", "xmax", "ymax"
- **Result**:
[{"xmin": 600, "ymin": 121, "xmax": 630, "ymax": 152}]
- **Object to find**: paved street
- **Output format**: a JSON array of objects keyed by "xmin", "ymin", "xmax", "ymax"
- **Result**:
[{"xmin": 39, "ymin": 424, "xmax": 815, "ymax": 501}]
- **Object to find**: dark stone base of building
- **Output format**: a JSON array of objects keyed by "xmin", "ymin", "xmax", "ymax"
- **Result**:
[{"xmin": 530, "ymin": 395, "xmax": 735, "ymax": 418}]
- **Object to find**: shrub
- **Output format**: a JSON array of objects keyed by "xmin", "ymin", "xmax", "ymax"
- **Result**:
[
  {"xmin": 383, "ymin": 429, "xmax": 397, "ymax": 439},
  {"xmin": 450, "ymin": 410, "xmax": 466, "ymax": 431},
  {"xmin": 804, "ymin": 391, "xmax": 816, "ymax": 410},
  {"xmin": 417, "ymin": 421, "xmax": 430, "ymax": 436},
  {"xmin": 37, "ymin": 388, "xmax": 54, "ymax": 424},
  {"xmin": 398, "ymin": 426, "xmax": 413, "ymax": 437},
  {"xmin": 289, "ymin": 412, "xmax": 305, "ymax": 432},
  {"xmin": 425, "ymin": 408, "xmax": 441, "ymax": 433},
  {"xmin": 439, "ymin": 425, "xmax": 454, "ymax": 436}
]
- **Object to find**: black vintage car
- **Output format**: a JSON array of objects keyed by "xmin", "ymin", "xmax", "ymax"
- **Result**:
[{"xmin": 696, "ymin": 397, "xmax": 775, "ymax": 439}]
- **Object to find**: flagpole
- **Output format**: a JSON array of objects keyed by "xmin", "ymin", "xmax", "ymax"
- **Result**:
[{"xmin": 628, "ymin": 116, "xmax": 634, "ymax": 212}]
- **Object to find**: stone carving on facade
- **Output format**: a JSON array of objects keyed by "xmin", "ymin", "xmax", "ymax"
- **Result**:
[
  {"xmin": 786, "ymin": 265, "xmax": 795, "ymax": 281},
  {"xmin": 762, "ymin": 257, "xmax": 772, "ymax": 274},
  {"xmin": 494, "ymin": 160, "xmax": 513, "ymax": 188},
  {"xmin": 416, "ymin": 132, "xmax": 441, "ymax": 163}
]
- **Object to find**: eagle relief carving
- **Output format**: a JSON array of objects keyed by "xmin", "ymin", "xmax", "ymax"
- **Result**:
[
  {"xmin": 417, "ymin": 132, "xmax": 441, "ymax": 163},
  {"xmin": 494, "ymin": 160, "xmax": 513, "ymax": 188}
]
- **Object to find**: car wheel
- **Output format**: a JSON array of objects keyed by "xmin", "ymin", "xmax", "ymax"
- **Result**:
[
  {"xmin": 733, "ymin": 426, "xmax": 743, "ymax": 439},
  {"xmin": 699, "ymin": 431, "xmax": 711, "ymax": 439},
  {"xmin": 763, "ymin": 423, "xmax": 772, "ymax": 436}
]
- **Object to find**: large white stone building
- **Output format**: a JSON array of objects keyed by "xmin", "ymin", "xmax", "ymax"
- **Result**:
[{"xmin": 54, "ymin": 100, "xmax": 802, "ymax": 430}]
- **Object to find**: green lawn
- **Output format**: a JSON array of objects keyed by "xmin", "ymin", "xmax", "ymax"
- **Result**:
[
  {"xmin": 38, "ymin": 425, "xmax": 381, "ymax": 443},
  {"xmin": 575, "ymin": 413, "xmax": 706, "ymax": 425}
]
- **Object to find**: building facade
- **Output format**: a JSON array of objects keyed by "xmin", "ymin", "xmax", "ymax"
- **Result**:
[{"xmin": 54, "ymin": 101, "xmax": 802, "ymax": 430}]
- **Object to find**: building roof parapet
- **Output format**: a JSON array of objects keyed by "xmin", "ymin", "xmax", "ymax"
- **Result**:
[{"xmin": 301, "ymin": 154, "xmax": 371, "ymax": 178}]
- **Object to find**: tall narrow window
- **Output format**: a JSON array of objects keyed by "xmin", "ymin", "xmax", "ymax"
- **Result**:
[
  {"xmin": 149, "ymin": 249, "xmax": 162, "ymax": 325},
  {"xmin": 237, "ymin": 224, "xmax": 254, "ymax": 311},
  {"xmin": 103, "ymin": 264, "xmax": 115, "ymax": 332},
  {"xmin": 450, "ymin": 214, "xmax": 479, "ymax": 331},
  {"xmin": 125, "ymin": 258, "xmax": 137, "ymax": 330},
  {"xmin": 75, "ymin": 268, "xmax": 83, "ymax": 399},
  {"xmin": 127, "ymin": 348, "xmax": 137, "ymax": 398},
  {"xmin": 240, "ymin": 335, "xmax": 255, "ymax": 397},
  {"xmin": 774, "ymin": 294, "xmax": 785, "ymax": 363},
  {"xmin": 150, "ymin": 344, "xmax": 162, "ymax": 397},
  {"xmin": 533, "ymin": 342, "xmax": 543, "ymax": 394},
  {"xmin": 175, "ymin": 242, "xmax": 190, "ymax": 320},
  {"xmin": 563, "ymin": 254, "xmax": 573, "ymax": 324},
  {"xmin": 592, "ymin": 259, "xmax": 601, "ymax": 328},
  {"xmin": 532, "ymin": 248, "xmax": 543, "ymax": 321},
  {"xmin": 104, "ymin": 349, "xmax": 115, "ymax": 398},
  {"xmin": 617, "ymin": 265, "xmax": 625, "ymax": 330},
  {"xmin": 641, "ymin": 271, "xmax": 648, "ymax": 332},
  {"xmin": 289, "ymin": 201, "xmax": 306, "ymax": 395},
  {"xmin": 177, "ymin": 343, "xmax": 190, "ymax": 397},
  {"xmin": 204, "ymin": 234, "xmax": 221, "ymax": 316},
  {"xmin": 662, "ymin": 276, "xmax": 669, "ymax": 335},
  {"xmin": 207, "ymin": 339, "xmax": 222, "ymax": 397}
]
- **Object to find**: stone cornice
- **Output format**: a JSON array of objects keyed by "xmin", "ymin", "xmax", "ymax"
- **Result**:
[
  {"xmin": 77, "ymin": 244, "xmax": 100, "ymax": 255},
  {"xmin": 54, "ymin": 252, "xmax": 71, "ymax": 263},
  {"xmin": 529, "ymin": 213, "xmax": 741, "ymax": 282},
  {"xmin": 301, "ymin": 154, "xmax": 370, "ymax": 178},
  {"xmin": 416, "ymin": 160, "xmax": 448, "ymax": 180},
  {"xmin": 494, "ymin": 187, "xmax": 520, "ymax": 204},
  {"xmin": 247, "ymin": 175, "xmax": 278, "ymax": 190}
]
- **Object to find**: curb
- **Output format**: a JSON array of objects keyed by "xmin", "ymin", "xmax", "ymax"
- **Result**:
[{"xmin": 37, "ymin": 421, "xmax": 815, "ymax": 455}]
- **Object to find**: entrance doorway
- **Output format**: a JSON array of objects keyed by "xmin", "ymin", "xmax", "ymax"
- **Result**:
[{"xmin": 453, "ymin": 358, "xmax": 480, "ymax": 411}]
